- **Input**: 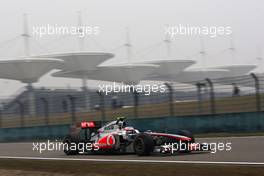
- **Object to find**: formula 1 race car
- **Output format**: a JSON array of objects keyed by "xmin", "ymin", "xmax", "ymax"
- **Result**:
[{"xmin": 63, "ymin": 117, "xmax": 208, "ymax": 156}]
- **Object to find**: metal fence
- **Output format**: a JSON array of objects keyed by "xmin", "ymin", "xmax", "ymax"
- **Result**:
[{"xmin": 0, "ymin": 73, "xmax": 263, "ymax": 128}]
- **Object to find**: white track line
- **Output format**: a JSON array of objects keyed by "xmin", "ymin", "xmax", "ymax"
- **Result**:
[{"xmin": 0, "ymin": 156, "xmax": 263, "ymax": 165}]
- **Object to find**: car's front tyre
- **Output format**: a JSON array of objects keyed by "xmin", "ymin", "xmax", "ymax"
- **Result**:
[
  {"xmin": 133, "ymin": 133, "xmax": 154, "ymax": 156},
  {"xmin": 178, "ymin": 130, "xmax": 195, "ymax": 153}
]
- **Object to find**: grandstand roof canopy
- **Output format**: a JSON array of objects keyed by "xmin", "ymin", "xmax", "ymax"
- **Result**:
[
  {"xmin": 51, "ymin": 58, "xmax": 256, "ymax": 84},
  {"xmin": 146, "ymin": 68, "xmax": 229, "ymax": 82},
  {"xmin": 153, "ymin": 64, "xmax": 255, "ymax": 83},
  {"xmin": 140, "ymin": 59, "xmax": 195, "ymax": 79},
  {"xmin": 210, "ymin": 65, "xmax": 256, "ymax": 77},
  {"xmin": 37, "ymin": 52, "xmax": 115, "ymax": 72},
  {"xmin": 148, "ymin": 64, "xmax": 256, "ymax": 83},
  {"xmin": 52, "ymin": 63, "xmax": 159, "ymax": 84},
  {"xmin": 0, "ymin": 58, "xmax": 64, "ymax": 83}
]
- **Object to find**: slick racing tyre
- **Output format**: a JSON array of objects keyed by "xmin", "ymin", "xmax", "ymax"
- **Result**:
[
  {"xmin": 178, "ymin": 130, "xmax": 195, "ymax": 143},
  {"xmin": 63, "ymin": 135, "xmax": 79, "ymax": 155},
  {"xmin": 134, "ymin": 133, "xmax": 154, "ymax": 156},
  {"xmin": 178, "ymin": 130, "xmax": 195, "ymax": 153}
]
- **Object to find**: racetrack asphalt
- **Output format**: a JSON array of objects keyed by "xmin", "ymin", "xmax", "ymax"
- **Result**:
[{"xmin": 0, "ymin": 136, "xmax": 263, "ymax": 164}]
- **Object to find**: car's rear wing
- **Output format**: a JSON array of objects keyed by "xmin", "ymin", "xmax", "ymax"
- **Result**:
[
  {"xmin": 71, "ymin": 121, "xmax": 101, "ymax": 129},
  {"xmin": 80, "ymin": 121, "xmax": 102, "ymax": 129},
  {"xmin": 69, "ymin": 121, "xmax": 102, "ymax": 136}
]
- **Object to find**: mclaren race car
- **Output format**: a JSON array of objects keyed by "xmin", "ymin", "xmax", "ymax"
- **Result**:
[{"xmin": 63, "ymin": 117, "xmax": 209, "ymax": 156}]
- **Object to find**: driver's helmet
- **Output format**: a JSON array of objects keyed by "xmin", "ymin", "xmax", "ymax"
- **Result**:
[{"xmin": 116, "ymin": 116, "xmax": 126, "ymax": 129}]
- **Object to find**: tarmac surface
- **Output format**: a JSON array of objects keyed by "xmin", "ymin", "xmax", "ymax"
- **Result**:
[{"xmin": 0, "ymin": 136, "xmax": 263, "ymax": 164}]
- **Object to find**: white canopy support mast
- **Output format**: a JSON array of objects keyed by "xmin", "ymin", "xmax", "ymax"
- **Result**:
[{"xmin": 22, "ymin": 13, "xmax": 31, "ymax": 57}]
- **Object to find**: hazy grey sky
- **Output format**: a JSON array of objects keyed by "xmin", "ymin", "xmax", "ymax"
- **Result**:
[{"xmin": 0, "ymin": 0, "xmax": 263, "ymax": 96}]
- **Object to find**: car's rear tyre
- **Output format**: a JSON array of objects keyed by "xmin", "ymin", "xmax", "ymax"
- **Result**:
[
  {"xmin": 63, "ymin": 135, "xmax": 79, "ymax": 155},
  {"xmin": 133, "ymin": 133, "xmax": 154, "ymax": 156}
]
